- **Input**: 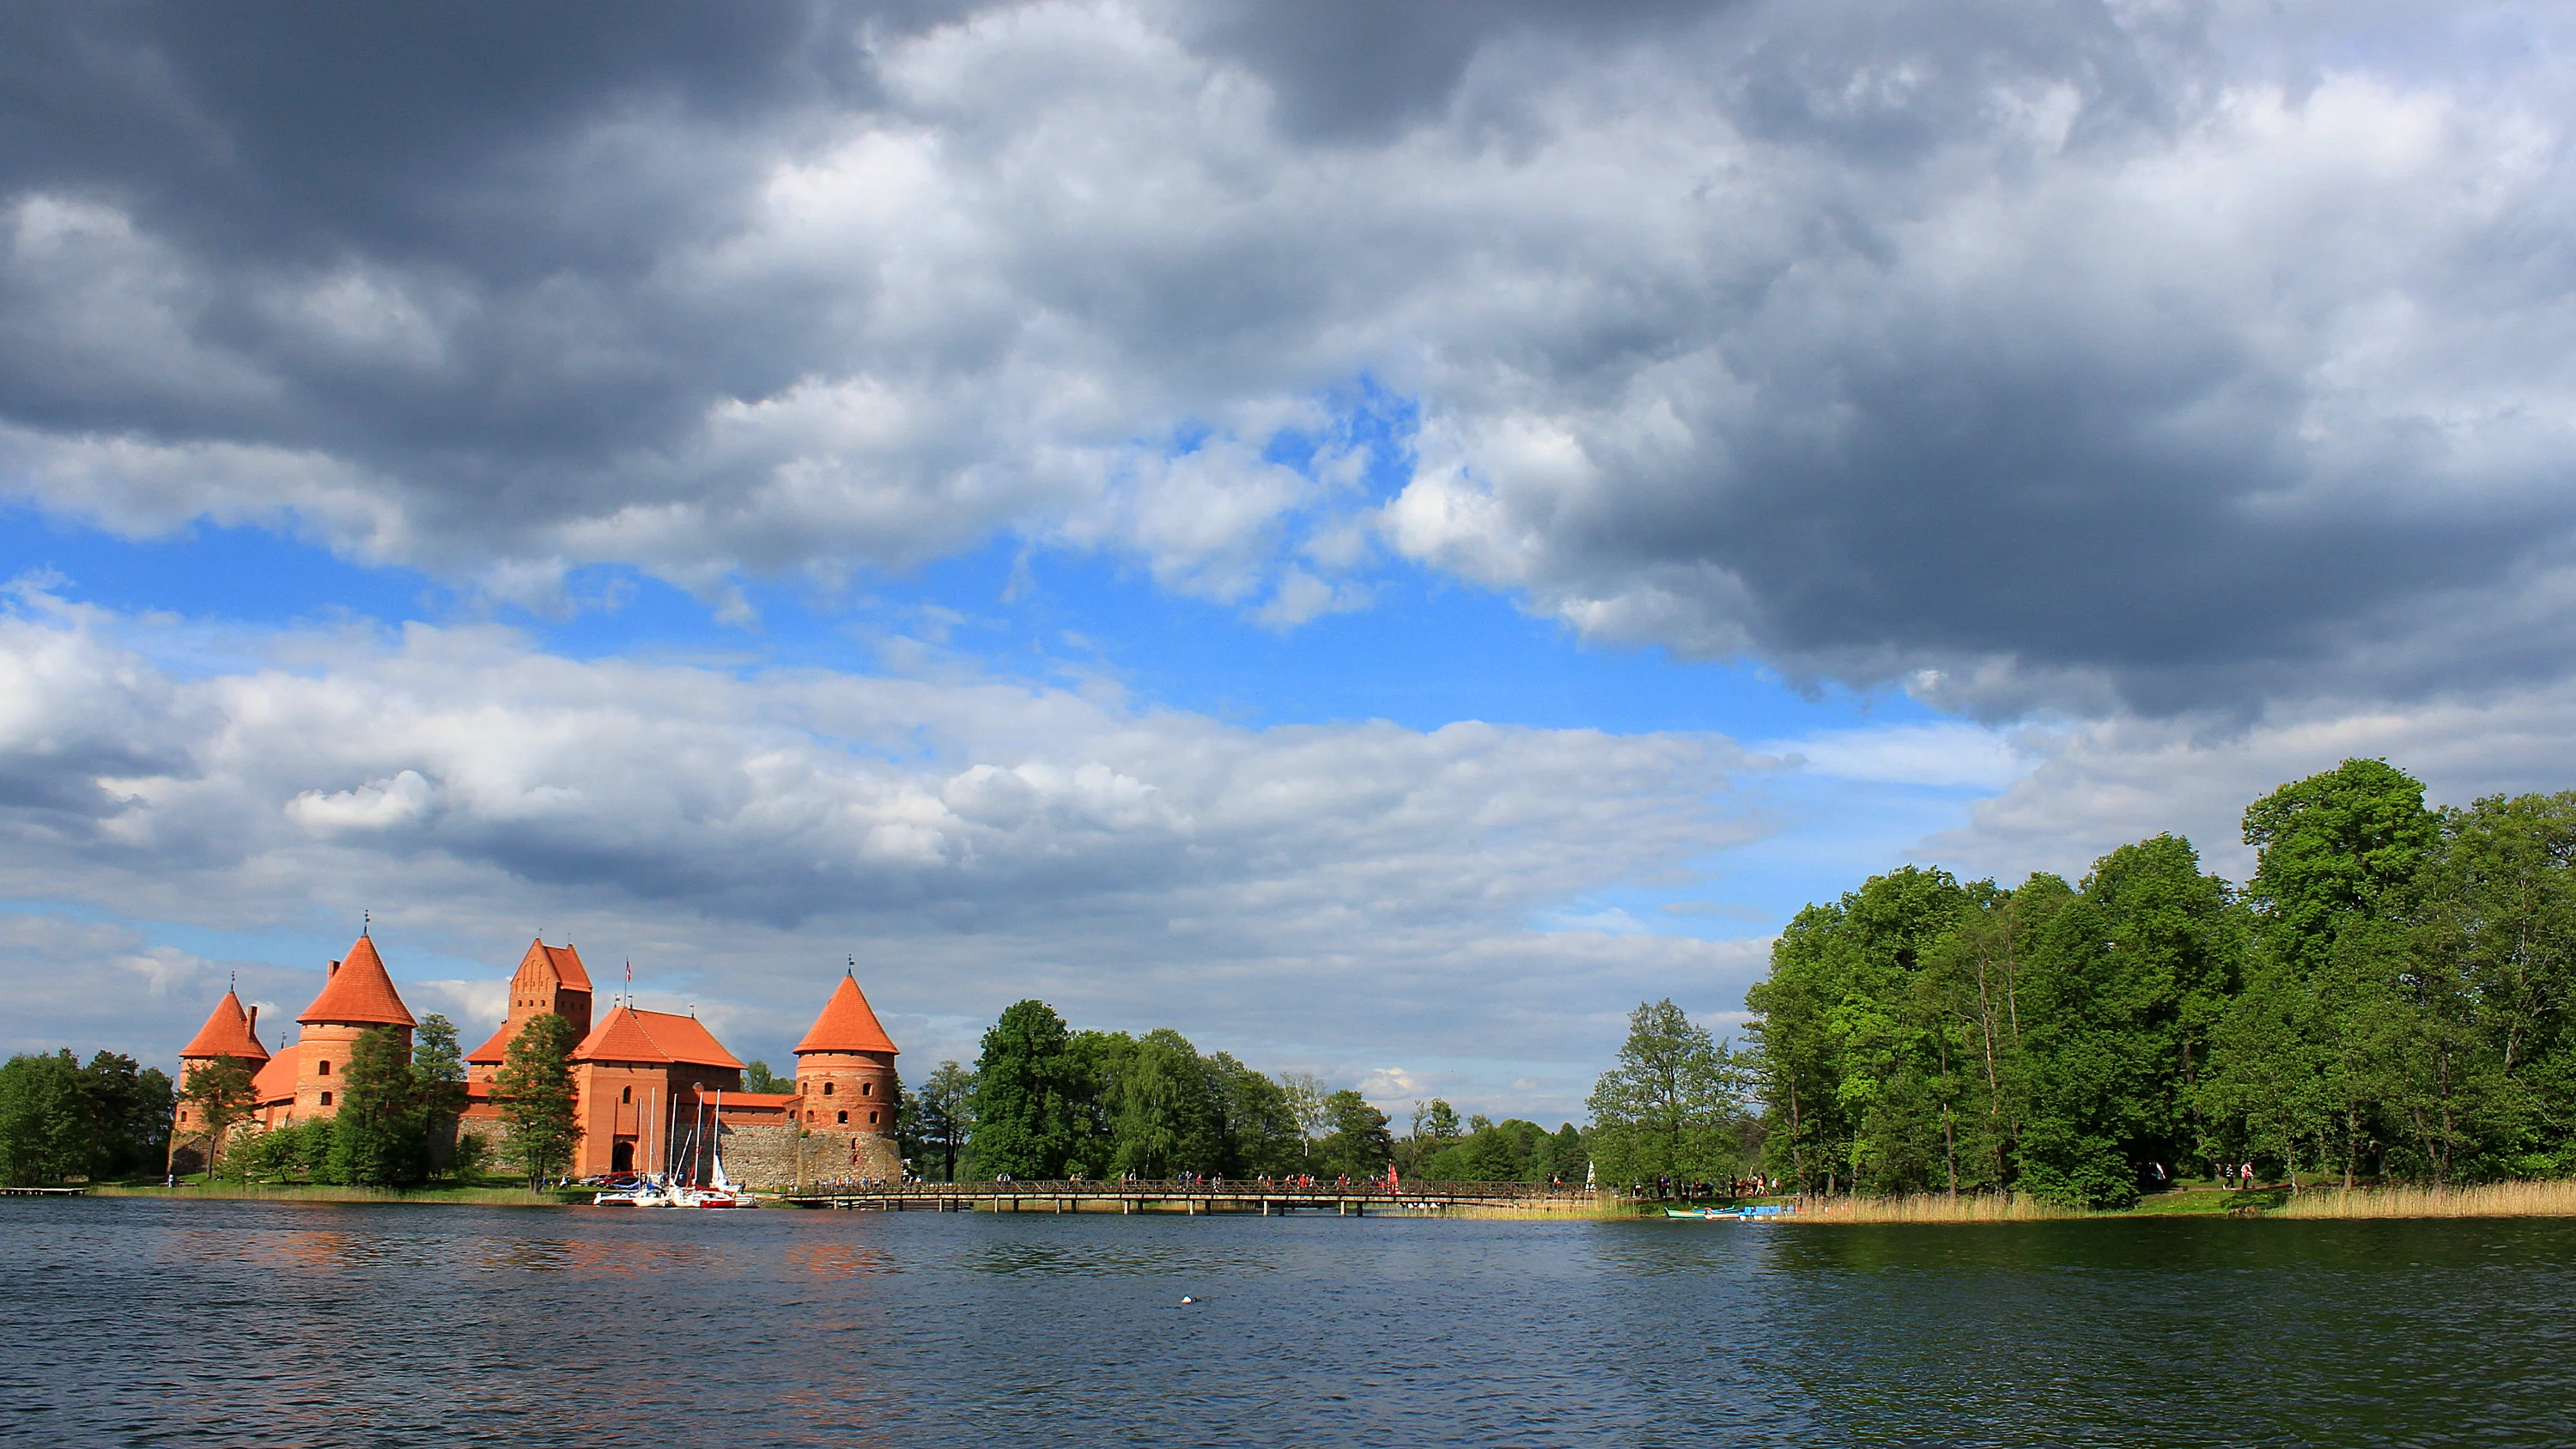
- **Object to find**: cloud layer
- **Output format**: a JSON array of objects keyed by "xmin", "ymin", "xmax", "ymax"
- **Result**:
[
  {"xmin": 0, "ymin": 582, "xmax": 1769, "ymax": 1112},
  {"xmin": 3, "ymin": 1, "xmax": 2570, "ymax": 711}
]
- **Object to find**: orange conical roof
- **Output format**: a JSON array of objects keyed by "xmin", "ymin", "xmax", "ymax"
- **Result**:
[
  {"xmin": 793, "ymin": 971, "xmax": 898, "ymax": 1056},
  {"xmin": 297, "ymin": 933, "xmax": 416, "ymax": 1027},
  {"xmin": 178, "ymin": 991, "xmax": 270, "ymax": 1063},
  {"xmin": 569, "ymin": 1005, "xmax": 744, "ymax": 1069}
]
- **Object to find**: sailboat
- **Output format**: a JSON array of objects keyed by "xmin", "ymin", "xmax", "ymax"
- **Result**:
[{"xmin": 663, "ymin": 1089, "xmax": 753, "ymax": 1208}]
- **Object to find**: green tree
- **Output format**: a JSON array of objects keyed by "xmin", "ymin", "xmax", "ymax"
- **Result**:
[
  {"xmin": 76, "ymin": 1051, "xmax": 174, "ymax": 1180},
  {"xmin": 2243, "ymin": 758, "xmax": 2442, "ymax": 974},
  {"xmin": 495, "ymin": 1012, "xmax": 581, "ymax": 1187},
  {"xmin": 235, "ymin": 1121, "xmax": 331, "ymax": 1183},
  {"xmin": 968, "ymin": 1000, "xmax": 1081, "ymax": 1178},
  {"xmin": 177, "ymin": 1055, "xmax": 258, "ymax": 1179},
  {"xmin": 911, "ymin": 1060, "xmax": 976, "ymax": 1182},
  {"xmin": 1316, "ymin": 1089, "xmax": 1394, "ymax": 1178},
  {"xmin": 0, "ymin": 1051, "xmax": 88, "ymax": 1186},
  {"xmin": 1587, "ymin": 999, "xmax": 1749, "ymax": 1191},
  {"xmin": 1209, "ymin": 1054, "xmax": 1303, "ymax": 1176},
  {"xmin": 410, "ymin": 1014, "xmax": 468, "ymax": 1172},
  {"xmin": 1108, "ymin": 1028, "xmax": 1218, "ymax": 1178},
  {"xmin": 328, "ymin": 1026, "xmax": 426, "ymax": 1186},
  {"xmin": 743, "ymin": 1059, "xmax": 788, "ymax": 1093}
]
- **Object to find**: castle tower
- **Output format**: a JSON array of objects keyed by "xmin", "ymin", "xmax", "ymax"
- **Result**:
[
  {"xmin": 171, "ymin": 989, "xmax": 270, "ymax": 1169},
  {"xmin": 294, "ymin": 930, "xmax": 416, "ymax": 1121},
  {"xmin": 792, "ymin": 970, "xmax": 900, "ymax": 1136},
  {"xmin": 465, "ymin": 937, "xmax": 594, "ymax": 1083}
]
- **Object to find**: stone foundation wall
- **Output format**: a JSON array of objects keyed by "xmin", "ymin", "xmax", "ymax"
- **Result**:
[{"xmin": 717, "ymin": 1123, "xmax": 902, "ymax": 1190}]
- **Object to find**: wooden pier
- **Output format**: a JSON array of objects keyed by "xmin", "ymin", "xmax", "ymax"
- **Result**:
[{"xmin": 779, "ymin": 1179, "xmax": 1597, "ymax": 1215}]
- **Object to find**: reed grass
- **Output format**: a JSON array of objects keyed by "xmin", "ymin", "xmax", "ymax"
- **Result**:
[
  {"xmin": 1793, "ymin": 1193, "xmax": 2075, "ymax": 1225},
  {"xmin": 2273, "ymin": 1179, "xmax": 2576, "ymax": 1220},
  {"xmin": 1429, "ymin": 1201, "xmax": 1643, "ymax": 1221}
]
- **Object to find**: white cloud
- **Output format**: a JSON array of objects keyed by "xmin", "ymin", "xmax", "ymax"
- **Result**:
[
  {"xmin": 1768, "ymin": 721, "xmax": 2032, "ymax": 791},
  {"xmin": 0, "ymin": 585, "xmax": 1770, "ymax": 1113}
]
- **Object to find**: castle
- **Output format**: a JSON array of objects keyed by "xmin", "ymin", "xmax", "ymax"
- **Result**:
[{"xmin": 169, "ymin": 928, "xmax": 904, "ymax": 1185}]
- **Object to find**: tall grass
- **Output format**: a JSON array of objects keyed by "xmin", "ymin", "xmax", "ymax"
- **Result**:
[
  {"xmin": 2275, "ymin": 1179, "xmax": 2576, "ymax": 1220},
  {"xmin": 1431, "ymin": 1201, "xmax": 1641, "ymax": 1221},
  {"xmin": 1795, "ymin": 1193, "xmax": 2075, "ymax": 1225}
]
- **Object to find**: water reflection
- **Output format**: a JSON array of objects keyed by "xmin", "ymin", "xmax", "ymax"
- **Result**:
[{"xmin": 11, "ymin": 1201, "xmax": 2576, "ymax": 1447}]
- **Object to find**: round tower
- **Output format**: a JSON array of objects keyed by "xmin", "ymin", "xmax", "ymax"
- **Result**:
[
  {"xmin": 792, "ymin": 969, "xmax": 900, "ymax": 1135},
  {"xmin": 294, "ymin": 931, "xmax": 417, "ymax": 1121},
  {"xmin": 171, "ymin": 988, "xmax": 270, "ymax": 1172}
]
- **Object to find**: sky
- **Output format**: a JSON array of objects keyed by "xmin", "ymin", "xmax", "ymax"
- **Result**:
[{"xmin": 3, "ymin": 0, "xmax": 2574, "ymax": 1123}]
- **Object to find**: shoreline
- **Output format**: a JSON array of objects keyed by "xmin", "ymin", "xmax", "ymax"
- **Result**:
[{"xmin": 46, "ymin": 1179, "xmax": 2576, "ymax": 1223}]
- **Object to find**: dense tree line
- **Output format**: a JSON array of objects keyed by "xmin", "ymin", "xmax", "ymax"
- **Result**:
[
  {"xmin": 0, "ymin": 1050, "xmax": 174, "ymax": 1186},
  {"xmin": 929, "ymin": 999, "xmax": 1586, "ymax": 1184},
  {"xmin": 1399, "ymin": 1098, "xmax": 1589, "ymax": 1184},
  {"xmin": 1745, "ymin": 759, "xmax": 2576, "ymax": 1207}
]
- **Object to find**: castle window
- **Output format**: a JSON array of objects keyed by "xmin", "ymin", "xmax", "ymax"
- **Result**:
[
  {"xmin": 822, "ymin": 1081, "xmax": 834, "ymax": 1096},
  {"xmin": 835, "ymin": 1111, "xmax": 848, "ymax": 1124},
  {"xmin": 622, "ymin": 1086, "xmax": 632, "ymax": 1103},
  {"xmin": 318, "ymin": 1060, "xmax": 331, "ymax": 1075},
  {"xmin": 868, "ymin": 1111, "xmax": 878, "ymax": 1126},
  {"xmin": 860, "ymin": 1081, "xmax": 872, "ymax": 1096},
  {"xmin": 319, "ymin": 1092, "xmax": 333, "ymax": 1106},
  {"xmin": 805, "ymin": 1110, "xmax": 815, "ymax": 1123}
]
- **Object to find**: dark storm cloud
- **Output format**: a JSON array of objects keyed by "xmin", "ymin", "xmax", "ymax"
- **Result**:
[
  {"xmin": 2, "ymin": 0, "xmax": 2571, "ymax": 716},
  {"xmin": 1182, "ymin": 0, "xmax": 1730, "ymax": 141}
]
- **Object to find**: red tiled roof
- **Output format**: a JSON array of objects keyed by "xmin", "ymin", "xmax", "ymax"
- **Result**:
[
  {"xmin": 250, "ymin": 1050, "xmax": 298, "ymax": 1106},
  {"xmin": 178, "ymin": 991, "xmax": 270, "ymax": 1064},
  {"xmin": 569, "ymin": 1006, "xmax": 744, "ymax": 1070},
  {"xmin": 519, "ymin": 938, "xmax": 593, "ymax": 992},
  {"xmin": 793, "ymin": 971, "xmax": 899, "ymax": 1056},
  {"xmin": 465, "ymin": 1020, "xmax": 513, "ymax": 1065},
  {"xmin": 298, "ymin": 934, "xmax": 416, "ymax": 1027}
]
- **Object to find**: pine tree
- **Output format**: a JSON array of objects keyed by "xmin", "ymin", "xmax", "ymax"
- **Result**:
[
  {"xmin": 329, "ymin": 1026, "xmax": 427, "ymax": 1185},
  {"xmin": 177, "ymin": 1055, "xmax": 258, "ymax": 1179},
  {"xmin": 495, "ymin": 1012, "xmax": 581, "ymax": 1187},
  {"xmin": 410, "ymin": 1014, "xmax": 469, "ymax": 1173},
  {"xmin": 911, "ymin": 1060, "xmax": 976, "ymax": 1182}
]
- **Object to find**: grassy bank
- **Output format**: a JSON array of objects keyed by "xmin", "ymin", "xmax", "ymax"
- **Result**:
[{"xmin": 93, "ymin": 1181, "xmax": 575, "ymax": 1207}]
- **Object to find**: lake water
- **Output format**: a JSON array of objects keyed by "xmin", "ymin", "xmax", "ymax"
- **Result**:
[{"xmin": 6, "ymin": 1198, "xmax": 2573, "ymax": 1446}]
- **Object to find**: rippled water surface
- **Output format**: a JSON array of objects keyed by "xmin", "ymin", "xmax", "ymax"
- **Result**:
[{"xmin": 7, "ymin": 1198, "xmax": 2574, "ymax": 1446}]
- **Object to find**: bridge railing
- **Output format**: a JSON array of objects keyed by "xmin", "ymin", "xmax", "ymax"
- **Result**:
[{"xmin": 788, "ymin": 1178, "xmax": 1596, "ymax": 1201}]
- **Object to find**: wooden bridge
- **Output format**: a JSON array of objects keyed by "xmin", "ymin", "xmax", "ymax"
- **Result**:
[{"xmin": 779, "ymin": 1178, "xmax": 1599, "ymax": 1215}]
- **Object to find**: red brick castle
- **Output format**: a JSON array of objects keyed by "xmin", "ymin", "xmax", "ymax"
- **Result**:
[{"xmin": 170, "ymin": 929, "xmax": 903, "ymax": 1184}]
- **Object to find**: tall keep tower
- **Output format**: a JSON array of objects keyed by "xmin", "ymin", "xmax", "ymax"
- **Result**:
[
  {"xmin": 793, "ymin": 970, "xmax": 900, "ymax": 1136},
  {"xmin": 294, "ymin": 931, "xmax": 416, "ymax": 1120},
  {"xmin": 466, "ymin": 938, "xmax": 594, "ymax": 1083}
]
